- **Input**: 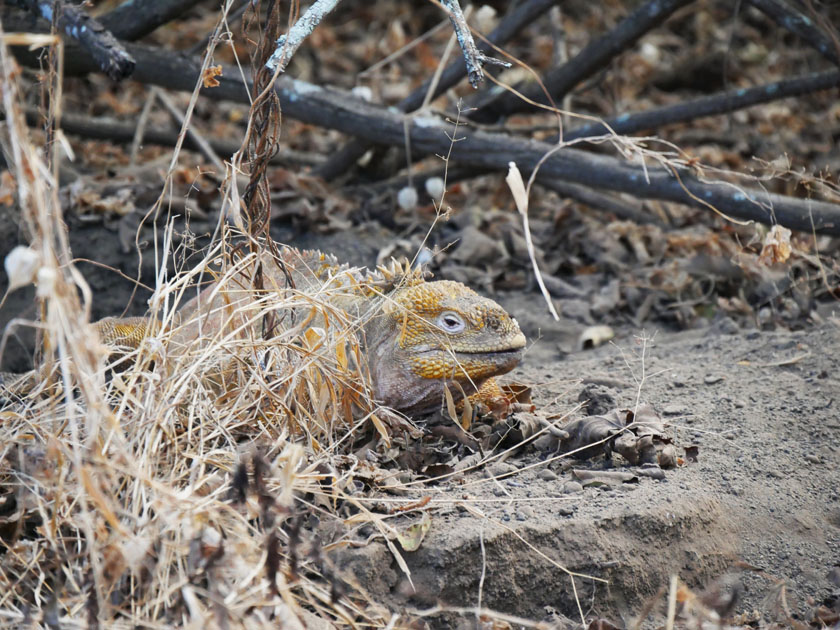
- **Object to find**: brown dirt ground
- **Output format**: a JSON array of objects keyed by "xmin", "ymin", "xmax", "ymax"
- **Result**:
[{"xmin": 1, "ymin": 221, "xmax": 837, "ymax": 627}]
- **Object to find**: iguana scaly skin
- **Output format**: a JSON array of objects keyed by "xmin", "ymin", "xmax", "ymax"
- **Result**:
[{"xmin": 2, "ymin": 245, "xmax": 526, "ymax": 417}]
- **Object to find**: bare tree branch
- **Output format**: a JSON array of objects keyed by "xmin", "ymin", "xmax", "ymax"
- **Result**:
[
  {"xmin": 8, "ymin": 0, "xmax": 134, "ymax": 80},
  {"xmin": 314, "ymin": 0, "xmax": 557, "ymax": 180},
  {"xmin": 440, "ymin": 0, "xmax": 511, "ymax": 89},
  {"xmin": 562, "ymin": 68, "xmax": 840, "ymax": 141},
  {"xmin": 21, "ymin": 108, "xmax": 322, "ymax": 166},
  {"xmin": 100, "ymin": 0, "xmax": 211, "ymax": 42},
  {"xmin": 266, "ymin": 0, "xmax": 342, "ymax": 73},
  {"xmin": 745, "ymin": 0, "xmax": 840, "ymax": 66},
  {"xmin": 5, "ymin": 19, "xmax": 838, "ymax": 234},
  {"xmin": 470, "ymin": 0, "xmax": 696, "ymax": 123}
]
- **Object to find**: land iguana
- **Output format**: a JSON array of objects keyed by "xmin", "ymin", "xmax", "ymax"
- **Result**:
[{"xmin": 1, "ymin": 244, "xmax": 527, "ymax": 417}]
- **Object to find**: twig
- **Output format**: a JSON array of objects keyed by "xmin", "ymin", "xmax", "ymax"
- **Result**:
[
  {"xmin": 187, "ymin": 0, "xmax": 251, "ymax": 56},
  {"xmin": 21, "ymin": 107, "xmax": 323, "ymax": 167},
  {"xmin": 563, "ymin": 68, "xmax": 840, "ymax": 141},
  {"xmin": 665, "ymin": 575, "xmax": 678, "ymax": 630},
  {"xmin": 9, "ymin": 37, "xmax": 840, "ymax": 234},
  {"xmin": 155, "ymin": 88, "xmax": 225, "ymax": 172},
  {"xmin": 100, "ymin": 0, "xmax": 209, "ymax": 42},
  {"xmin": 440, "ymin": 0, "xmax": 511, "ymax": 89},
  {"xmin": 8, "ymin": 0, "xmax": 135, "ymax": 80},
  {"xmin": 314, "ymin": 0, "xmax": 556, "ymax": 180},
  {"xmin": 470, "ymin": 0, "xmax": 696, "ymax": 123},
  {"xmin": 745, "ymin": 0, "xmax": 840, "ymax": 65},
  {"xmin": 265, "ymin": 0, "xmax": 342, "ymax": 73},
  {"xmin": 130, "ymin": 90, "xmax": 157, "ymax": 165}
]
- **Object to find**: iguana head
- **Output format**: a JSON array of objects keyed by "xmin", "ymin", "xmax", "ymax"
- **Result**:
[{"xmin": 365, "ymin": 280, "xmax": 526, "ymax": 415}]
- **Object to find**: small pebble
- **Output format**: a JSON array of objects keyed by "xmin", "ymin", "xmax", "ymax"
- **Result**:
[
  {"xmin": 350, "ymin": 85, "xmax": 373, "ymax": 102},
  {"xmin": 704, "ymin": 374, "xmax": 724, "ymax": 385},
  {"xmin": 558, "ymin": 505, "xmax": 575, "ymax": 516},
  {"xmin": 662, "ymin": 404, "xmax": 689, "ymax": 416},
  {"xmin": 533, "ymin": 435, "xmax": 557, "ymax": 451},
  {"xmin": 804, "ymin": 454, "xmax": 821, "ymax": 464},
  {"xmin": 537, "ymin": 468, "xmax": 558, "ymax": 481},
  {"xmin": 563, "ymin": 481, "xmax": 583, "ymax": 494},
  {"xmin": 486, "ymin": 462, "xmax": 515, "ymax": 477},
  {"xmin": 713, "ymin": 316, "xmax": 739, "ymax": 335},
  {"xmin": 515, "ymin": 507, "xmax": 533, "ymax": 521}
]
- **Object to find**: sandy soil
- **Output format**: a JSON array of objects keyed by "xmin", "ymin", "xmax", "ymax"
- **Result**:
[{"xmin": 1, "ymin": 219, "xmax": 838, "ymax": 628}]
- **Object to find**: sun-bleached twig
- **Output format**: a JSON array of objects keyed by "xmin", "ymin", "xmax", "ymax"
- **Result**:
[
  {"xmin": 439, "ymin": 0, "xmax": 511, "ymax": 88},
  {"xmin": 265, "ymin": 0, "xmax": 342, "ymax": 73}
]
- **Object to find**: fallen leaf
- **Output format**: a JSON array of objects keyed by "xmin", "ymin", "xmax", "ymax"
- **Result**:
[{"xmin": 397, "ymin": 512, "xmax": 431, "ymax": 552}]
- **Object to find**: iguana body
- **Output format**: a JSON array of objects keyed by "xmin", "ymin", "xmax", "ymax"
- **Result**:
[{"xmin": 2, "ymin": 245, "xmax": 526, "ymax": 417}]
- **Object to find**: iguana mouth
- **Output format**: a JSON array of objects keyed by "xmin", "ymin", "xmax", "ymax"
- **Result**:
[{"xmin": 456, "ymin": 347, "xmax": 523, "ymax": 355}]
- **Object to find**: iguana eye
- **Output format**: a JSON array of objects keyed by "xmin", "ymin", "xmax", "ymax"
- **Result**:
[{"xmin": 437, "ymin": 311, "xmax": 465, "ymax": 333}]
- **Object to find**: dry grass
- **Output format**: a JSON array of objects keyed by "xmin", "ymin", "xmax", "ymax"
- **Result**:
[{"xmin": 0, "ymin": 23, "xmax": 421, "ymax": 630}]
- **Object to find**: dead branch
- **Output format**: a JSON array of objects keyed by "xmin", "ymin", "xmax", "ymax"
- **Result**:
[
  {"xmin": 19, "ymin": 108, "xmax": 322, "ymax": 167},
  {"xmin": 348, "ymin": 166, "xmax": 667, "ymax": 228},
  {"xmin": 744, "ymin": 0, "xmax": 840, "ymax": 66},
  {"xmin": 314, "ymin": 0, "xmax": 557, "ymax": 180},
  {"xmin": 563, "ymin": 68, "xmax": 840, "ymax": 141},
  {"xmin": 266, "ymin": 0, "xmax": 342, "ymax": 73},
  {"xmin": 470, "ymin": 0, "xmax": 696, "ymax": 123},
  {"xmin": 440, "ymin": 0, "xmax": 511, "ymax": 88},
  {"xmin": 100, "ymin": 0, "xmax": 211, "ymax": 42},
  {"xmin": 5, "ymin": 22, "xmax": 840, "ymax": 234},
  {"xmin": 8, "ymin": 0, "xmax": 134, "ymax": 80}
]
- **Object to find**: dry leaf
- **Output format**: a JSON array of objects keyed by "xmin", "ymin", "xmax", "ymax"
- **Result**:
[
  {"xmin": 202, "ymin": 64, "xmax": 223, "ymax": 88},
  {"xmin": 396, "ymin": 512, "xmax": 431, "ymax": 552},
  {"xmin": 759, "ymin": 225, "xmax": 792, "ymax": 265},
  {"xmin": 0, "ymin": 171, "xmax": 15, "ymax": 206},
  {"xmin": 505, "ymin": 161, "xmax": 529, "ymax": 215}
]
